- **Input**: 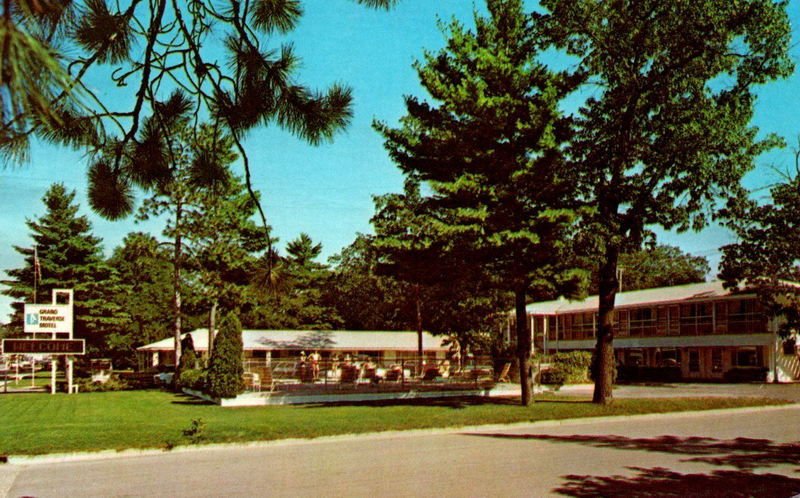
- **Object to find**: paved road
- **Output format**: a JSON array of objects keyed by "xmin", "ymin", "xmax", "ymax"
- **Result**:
[
  {"xmin": 558, "ymin": 382, "xmax": 800, "ymax": 402},
  {"xmin": 3, "ymin": 404, "xmax": 800, "ymax": 497}
]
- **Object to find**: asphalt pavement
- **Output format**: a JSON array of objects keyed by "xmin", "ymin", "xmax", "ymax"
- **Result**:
[
  {"xmin": 557, "ymin": 382, "xmax": 800, "ymax": 402},
  {"xmin": 3, "ymin": 401, "xmax": 800, "ymax": 497}
]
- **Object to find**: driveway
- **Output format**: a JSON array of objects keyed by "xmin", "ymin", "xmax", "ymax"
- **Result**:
[{"xmin": 555, "ymin": 382, "xmax": 800, "ymax": 402}]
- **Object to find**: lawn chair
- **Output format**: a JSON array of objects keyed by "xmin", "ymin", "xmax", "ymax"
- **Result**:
[
  {"xmin": 243, "ymin": 372, "xmax": 260, "ymax": 392},
  {"xmin": 384, "ymin": 365, "xmax": 403, "ymax": 382},
  {"xmin": 340, "ymin": 365, "xmax": 359, "ymax": 384},
  {"xmin": 421, "ymin": 367, "xmax": 440, "ymax": 382},
  {"xmin": 497, "ymin": 362, "xmax": 511, "ymax": 383}
]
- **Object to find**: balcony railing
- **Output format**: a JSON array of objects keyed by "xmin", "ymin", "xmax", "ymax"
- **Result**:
[{"xmin": 241, "ymin": 356, "xmax": 500, "ymax": 393}]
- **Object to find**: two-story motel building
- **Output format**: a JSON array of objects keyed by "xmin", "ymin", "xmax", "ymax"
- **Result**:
[{"xmin": 525, "ymin": 281, "xmax": 800, "ymax": 382}]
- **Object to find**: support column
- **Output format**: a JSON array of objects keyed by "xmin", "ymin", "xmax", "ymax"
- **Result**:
[
  {"xmin": 68, "ymin": 356, "xmax": 74, "ymax": 393},
  {"xmin": 50, "ymin": 331, "xmax": 56, "ymax": 394}
]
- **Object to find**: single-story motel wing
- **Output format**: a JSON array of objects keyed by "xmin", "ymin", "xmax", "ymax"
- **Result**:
[
  {"xmin": 526, "ymin": 280, "xmax": 800, "ymax": 382},
  {"xmin": 137, "ymin": 281, "xmax": 800, "ymax": 384},
  {"xmin": 137, "ymin": 330, "xmax": 449, "ymax": 369}
]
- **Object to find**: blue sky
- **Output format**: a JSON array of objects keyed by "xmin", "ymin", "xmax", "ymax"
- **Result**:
[{"xmin": 1, "ymin": 0, "xmax": 799, "ymax": 319}]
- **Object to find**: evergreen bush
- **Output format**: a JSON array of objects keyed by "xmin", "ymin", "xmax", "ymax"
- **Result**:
[
  {"xmin": 176, "ymin": 349, "xmax": 198, "ymax": 390},
  {"xmin": 541, "ymin": 351, "xmax": 593, "ymax": 385},
  {"xmin": 205, "ymin": 313, "xmax": 245, "ymax": 398}
]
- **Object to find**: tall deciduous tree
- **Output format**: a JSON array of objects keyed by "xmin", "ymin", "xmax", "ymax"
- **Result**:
[
  {"xmin": 324, "ymin": 234, "xmax": 417, "ymax": 331},
  {"xmin": 587, "ymin": 245, "xmax": 710, "ymax": 294},
  {"xmin": 1, "ymin": 183, "xmax": 124, "ymax": 356},
  {"xmin": 540, "ymin": 0, "xmax": 794, "ymax": 403},
  {"xmin": 375, "ymin": 0, "xmax": 585, "ymax": 405},
  {"xmin": 721, "ymin": 146, "xmax": 800, "ymax": 336}
]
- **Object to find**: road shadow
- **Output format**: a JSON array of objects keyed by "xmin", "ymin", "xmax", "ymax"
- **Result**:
[
  {"xmin": 466, "ymin": 432, "xmax": 800, "ymax": 496},
  {"xmin": 555, "ymin": 466, "xmax": 800, "ymax": 497}
]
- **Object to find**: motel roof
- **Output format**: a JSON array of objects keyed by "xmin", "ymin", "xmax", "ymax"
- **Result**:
[
  {"xmin": 137, "ymin": 329, "xmax": 449, "ymax": 352},
  {"xmin": 525, "ymin": 280, "xmax": 754, "ymax": 315}
]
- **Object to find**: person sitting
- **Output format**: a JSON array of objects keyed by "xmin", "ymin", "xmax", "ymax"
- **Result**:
[{"xmin": 439, "ymin": 359, "xmax": 451, "ymax": 378}]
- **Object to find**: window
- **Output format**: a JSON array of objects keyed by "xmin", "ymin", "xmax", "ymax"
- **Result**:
[
  {"xmin": 557, "ymin": 313, "xmax": 595, "ymax": 340},
  {"xmin": 711, "ymin": 349, "xmax": 723, "ymax": 373},
  {"xmin": 689, "ymin": 350, "xmax": 700, "ymax": 372},
  {"xmin": 680, "ymin": 303, "xmax": 713, "ymax": 335},
  {"xmin": 734, "ymin": 347, "xmax": 760, "ymax": 367},
  {"xmin": 659, "ymin": 348, "xmax": 680, "ymax": 367},
  {"xmin": 728, "ymin": 299, "xmax": 767, "ymax": 334},
  {"xmin": 623, "ymin": 349, "xmax": 644, "ymax": 366},
  {"xmin": 629, "ymin": 307, "xmax": 657, "ymax": 336}
]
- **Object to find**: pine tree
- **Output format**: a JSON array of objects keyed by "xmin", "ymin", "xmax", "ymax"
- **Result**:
[
  {"xmin": 1, "ymin": 0, "xmax": 397, "ymax": 225},
  {"xmin": 106, "ymin": 232, "xmax": 174, "ymax": 367},
  {"xmin": 206, "ymin": 313, "xmax": 245, "ymax": 399},
  {"xmin": 1, "ymin": 183, "xmax": 125, "ymax": 356},
  {"xmin": 184, "ymin": 172, "xmax": 271, "ymax": 357},
  {"xmin": 374, "ymin": 0, "xmax": 585, "ymax": 405},
  {"xmin": 282, "ymin": 234, "xmax": 343, "ymax": 329}
]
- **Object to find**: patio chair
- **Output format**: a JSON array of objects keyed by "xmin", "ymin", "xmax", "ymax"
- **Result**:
[
  {"xmin": 246, "ymin": 366, "xmax": 275, "ymax": 392},
  {"xmin": 340, "ymin": 365, "xmax": 359, "ymax": 384},
  {"xmin": 384, "ymin": 365, "xmax": 403, "ymax": 382},
  {"xmin": 243, "ymin": 372, "xmax": 261, "ymax": 392},
  {"xmin": 497, "ymin": 362, "xmax": 511, "ymax": 383},
  {"xmin": 421, "ymin": 367, "xmax": 440, "ymax": 382}
]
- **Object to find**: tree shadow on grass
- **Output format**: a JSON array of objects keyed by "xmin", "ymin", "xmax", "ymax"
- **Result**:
[
  {"xmin": 170, "ymin": 392, "xmax": 214, "ymax": 405},
  {"xmin": 555, "ymin": 466, "xmax": 800, "ymax": 497},
  {"xmin": 300, "ymin": 396, "xmax": 524, "ymax": 409}
]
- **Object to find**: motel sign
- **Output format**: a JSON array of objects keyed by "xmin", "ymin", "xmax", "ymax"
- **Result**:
[{"xmin": 24, "ymin": 304, "xmax": 73, "ymax": 334}]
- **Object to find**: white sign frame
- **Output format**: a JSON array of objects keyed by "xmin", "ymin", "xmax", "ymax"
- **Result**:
[{"xmin": 23, "ymin": 304, "xmax": 73, "ymax": 334}]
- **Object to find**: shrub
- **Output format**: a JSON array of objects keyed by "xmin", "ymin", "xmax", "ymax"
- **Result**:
[
  {"xmin": 205, "ymin": 313, "xmax": 245, "ymax": 398},
  {"xmin": 79, "ymin": 375, "xmax": 131, "ymax": 392},
  {"xmin": 541, "ymin": 351, "xmax": 593, "ymax": 385},
  {"xmin": 723, "ymin": 367, "xmax": 769, "ymax": 382},
  {"xmin": 616, "ymin": 366, "xmax": 681, "ymax": 383},
  {"xmin": 176, "ymin": 368, "xmax": 202, "ymax": 391},
  {"xmin": 175, "ymin": 337, "xmax": 198, "ymax": 391},
  {"xmin": 590, "ymin": 350, "xmax": 618, "ymax": 385}
]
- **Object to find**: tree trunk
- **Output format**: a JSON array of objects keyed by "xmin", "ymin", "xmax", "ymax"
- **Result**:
[
  {"xmin": 515, "ymin": 288, "xmax": 532, "ymax": 406},
  {"xmin": 592, "ymin": 243, "xmax": 620, "ymax": 404},
  {"xmin": 415, "ymin": 284, "xmax": 423, "ymax": 374},
  {"xmin": 208, "ymin": 298, "xmax": 217, "ymax": 361},
  {"xmin": 172, "ymin": 206, "xmax": 183, "ymax": 369}
]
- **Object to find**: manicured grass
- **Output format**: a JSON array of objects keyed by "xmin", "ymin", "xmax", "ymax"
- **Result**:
[
  {"xmin": 1, "ymin": 370, "xmax": 62, "ymax": 388},
  {"xmin": 0, "ymin": 390, "xmax": 788, "ymax": 456}
]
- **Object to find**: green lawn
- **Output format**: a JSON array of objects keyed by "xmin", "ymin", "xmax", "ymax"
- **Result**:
[{"xmin": 0, "ymin": 390, "xmax": 788, "ymax": 456}]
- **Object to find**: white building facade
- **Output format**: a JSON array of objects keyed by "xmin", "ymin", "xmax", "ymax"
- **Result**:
[{"xmin": 526, "ymin": 281, "xmax": 800, "ymax": 382}]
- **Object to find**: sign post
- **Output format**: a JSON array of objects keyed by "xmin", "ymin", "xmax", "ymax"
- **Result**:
[{"xmin": 10, "ymin": 289, "xmax": 82, "ymax": 394}]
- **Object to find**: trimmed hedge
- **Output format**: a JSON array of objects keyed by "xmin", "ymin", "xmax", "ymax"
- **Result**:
[
  {"xmin": 540, "ymin": 351, "xmax": 593, "ymax": 385},
  {"xmin": 724, "ymin": 367, "xmax": 769, "ymax": 382},
  {"xmin": 205, "ymin": 313, "xmax": 245, "ymax": 398},
  {"xmin": 617, "ymin": 366, "xmax": 682, "ymax": 383}
]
